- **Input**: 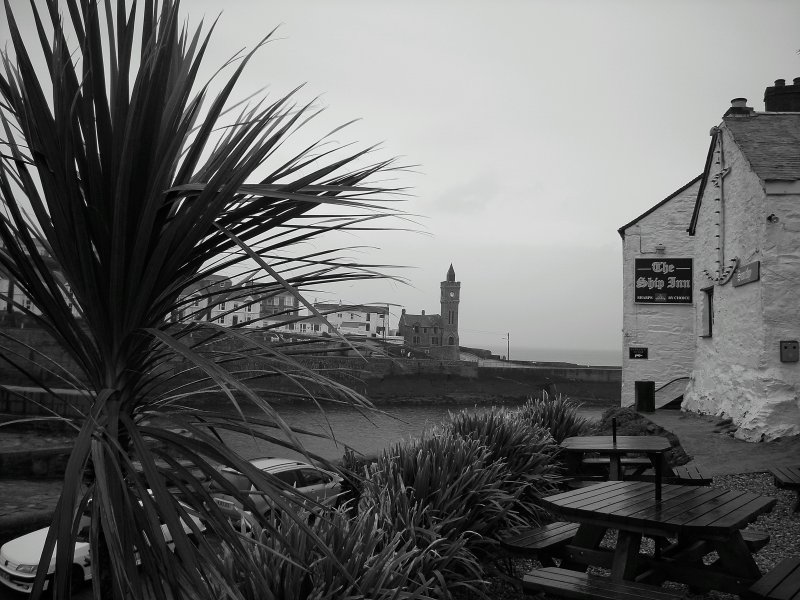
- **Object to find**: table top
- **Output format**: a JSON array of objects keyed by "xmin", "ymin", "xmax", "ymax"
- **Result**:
[
  {"xmin": 541, "ymin": 480, "xmax": 776, "ymax": 537},
  {"xmin": 561, "ymin": 435, "xmax": 671, "ymax": 453}
]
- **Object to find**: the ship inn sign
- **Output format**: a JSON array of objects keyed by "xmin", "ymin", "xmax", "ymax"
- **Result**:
[{"xmin": 635, "ymin": 258, "xmax": 692, "ymax": 304}]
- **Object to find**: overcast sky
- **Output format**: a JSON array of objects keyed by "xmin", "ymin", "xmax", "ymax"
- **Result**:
[{"xmin": 6, "ymin": 1, "xmax": 800, "ymax": 362}]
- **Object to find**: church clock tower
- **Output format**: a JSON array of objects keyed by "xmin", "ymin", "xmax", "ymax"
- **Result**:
[{"xmin": 440, "ymin": 264, "xmax": 460, "ymax": 358}]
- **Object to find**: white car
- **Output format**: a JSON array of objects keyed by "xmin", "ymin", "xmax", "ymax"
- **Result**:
[
  {"xmin": 0, "ymin": 500, "xmax": 204, "ymax": 594},
  {"xmin": 210, "ymin": 457, "xmax": 343, "ymax": 521}
]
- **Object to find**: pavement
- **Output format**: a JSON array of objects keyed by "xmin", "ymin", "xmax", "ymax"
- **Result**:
[{"xmin": 645, "ymin": 409, "xmax": 800, "ymax": 476}]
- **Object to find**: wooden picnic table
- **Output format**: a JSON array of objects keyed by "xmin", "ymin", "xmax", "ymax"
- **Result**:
[
  {"xmin": 561, "ymin": 435, "xmax": 671, "ymax": 492},
  {"xmin": 539, "ymin": 480, "xmax": 777, "ymax": 596}
]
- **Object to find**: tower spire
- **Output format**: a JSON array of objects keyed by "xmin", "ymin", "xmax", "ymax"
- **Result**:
[{"xmin": 446, "ymin": 263, "xmax": 455, "ymax": 282}]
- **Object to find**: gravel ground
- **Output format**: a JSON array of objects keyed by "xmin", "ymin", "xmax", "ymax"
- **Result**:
[{"xmin": 483, "ymin": 471, "xmax": 800, "ymax": 600}]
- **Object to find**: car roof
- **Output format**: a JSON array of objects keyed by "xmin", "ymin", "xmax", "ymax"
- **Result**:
[{"xmin": 219, "ymin": 457, "xmax": 316, "ymax": 475}]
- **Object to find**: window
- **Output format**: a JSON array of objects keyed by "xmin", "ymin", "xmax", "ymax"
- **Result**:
[
  {"xmin": 313, "ymin": 324, "xmax": 320, "ymax": 332},
  {"xmin": 288, "ymin": 323, "xmax": 295, "ymax": 331},
  {"xmin": 272, "ymin": 469, "xmax": 302, "ymax": 487},
  {"xmin": 434, "ymin": 327, "xmax": 438, "ymax": 334},
  {"xmin": 219, "ymin": 302, "xmax": 226, "ymax": 310},
  {"xmin": 448, "ymin": 336, "xmax": 455, "ymax": 345},
  {"xmin": 448, "ymin": 311, "xmax": 454, "ymax": 325},
  {"xmin": 194, "ymin": 298, "xmax": 201, "ymax": 307},
  {"xmin": 366, "ymin": 324, "xmax": 370, "ymax": 332},
  {"xmin": 412, "ymin": 336, "xmax": 420, "ymax": 345},
  {"xmin": 337, "ymin": 313, "xmax": 342, "ymax": 318},
  {"xmin": 232, "ymin": 316, "xmax": 239, "ymax": 325},
  {"xmin": 701, "ymin": 286, "xmax": 714, "ymax": 337},
  {"xmin": 432, "ymin": 337, "xmax": 439, "ymax": 345},
  {"xmin": 350, "ymin": 313, "xmax": 356, "ymax": 319},
  {"xmin": 413, "ymin": 325, "xmax": 419, "ymax": 333},
  {"xmin": 299, "ymin": 469, "xmax": 330, "ymax": 486},
  {"xmin": 233, "ymin": 303, "xmax": 239, "ymax": 310},
  {"xmin": 247, "ymin": 305, "xmax": 253, "ymax": 313},
  {"xmin": 301, "ymin": 323, "xmax": 307, "ymax": 332},
  {"xmin": 217, "ymin": 316, "xmax": 225, "ymax": 324},
  {"xmin": 423, "ymin": 327, "xmax": 428, "ymax": 333}
]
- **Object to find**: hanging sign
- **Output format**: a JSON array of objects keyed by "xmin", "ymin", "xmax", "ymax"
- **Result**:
[
  {"xmin": 634, "ymin": 258, "xmax": 693, "ymax": 303},
  {"xmin": 732, "ymin": 261, "xmax": 760, "ymax": 287}
]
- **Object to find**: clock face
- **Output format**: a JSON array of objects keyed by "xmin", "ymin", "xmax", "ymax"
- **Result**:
[{"xmin": 449, "ymin": 291, "xmax": 455, "ymax": 298}]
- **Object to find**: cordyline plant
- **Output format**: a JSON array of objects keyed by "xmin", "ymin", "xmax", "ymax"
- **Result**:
[{"xmin": 0, "ymin": 1, "xmax": 407, "ymax": 599}]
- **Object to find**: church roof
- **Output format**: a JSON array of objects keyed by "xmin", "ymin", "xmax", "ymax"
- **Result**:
[
  {"xmin": 398, "ymin": 312, "xmax": 442, "ymax": 328},
  {"xmin": 446, "ymin": 264, "xmax": 456, "ymax": 282}
]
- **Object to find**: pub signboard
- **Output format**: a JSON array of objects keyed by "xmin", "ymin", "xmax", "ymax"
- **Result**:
[
  {"xmin": 732, "ymin": 261, "xmax": 760, "ymax": 287},
  {"xmin": 634, "ymin": 258, "xmax": 693, "ymax": 304}
]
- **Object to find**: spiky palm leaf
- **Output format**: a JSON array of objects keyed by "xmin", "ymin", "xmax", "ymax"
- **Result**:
[{"xmin": 0, "ymin": 1, "xmax": 406, "ymax": 598}]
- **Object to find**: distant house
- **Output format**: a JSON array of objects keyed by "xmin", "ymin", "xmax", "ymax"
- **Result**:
[
  {"xmin": 619, "ymin": 78, "xmax": 800, "ymax": 441},
  {"xmin": 174, "ymin": 275, "xmax": 261, "ymax": 327},
  {"xmin": 313, "ymin": 302, "xmax": 389, "ymax": 338},
  {"xmin": 397, "ymin": 264, "xmax": 460, "ymax": 360}
]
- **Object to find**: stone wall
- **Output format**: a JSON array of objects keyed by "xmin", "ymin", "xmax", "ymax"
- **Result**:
[{"xmin": 683, "ymin": 125, "xmax": 800, "ymax": 441}]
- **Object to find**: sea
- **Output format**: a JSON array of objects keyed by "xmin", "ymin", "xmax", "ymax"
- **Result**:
[{"xmin": 217, "ymin": 398, "xmax": 609, "ymax": 463}]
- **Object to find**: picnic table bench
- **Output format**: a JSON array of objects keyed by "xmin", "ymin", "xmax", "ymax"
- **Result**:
[
  {"xmin": 770, "ymin": 465, "xmax": 800, "ymax": 512},
  {"xmin": 523, "ymin": 567, "xmax": 684, "ymax": 600},
  {"xmin": 526, "ymin": 480, "xmax": 777, "ymax": 597},
  {"xmin": 746, "ymin": 556, "xmax": 800, "ymax": 600},
  {"xmin": 500, "ymin": 522, "xmax": 580, "ymax": 565}
]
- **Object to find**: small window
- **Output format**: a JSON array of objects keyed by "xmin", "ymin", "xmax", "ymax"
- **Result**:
[
  {"xmin": 413, "ymin": 325, "xmax": 419, "ymax": 333},
  {"xmin": 448, "ymin": 336, "xmax": 455, "ymax": 345},
  {"xmin": 432, "ymin": 337, "xmax": 439, "ymax": 346},
  {"xmin": 434, "ymin": 327, "xmax": 438, "ymax": 334},
  {"xmin": 423, "ymin": 327, "xmax": 428, "ymax": 334},
  {"xmin": 232, "ymin": 315, "xmax": 238, "ymax": 325},
  {"xmin": 701, "ymin": 287, "xmax": 714, "ymax": 337},
  {"xmin": 412, "ymin": 336, "xmax": 420, "ymax": 345},
  {"xmin": 219, "ymin": 302, "xmax": 226, "ymax": 310}
]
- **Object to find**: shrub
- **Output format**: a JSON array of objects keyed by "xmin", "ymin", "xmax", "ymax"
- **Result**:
[
  {"xmin": 434, "ymin": 408, "xmax": 561, "ymax": 523},
  {"xmin": 362, "ymin": 434, "xmax": 526, "ymax": 563},
  {"xmin": 216, "ymin": 507, "xmax": 443, "ymax": 600},
  {"xmin": 517, "ymin": 392, "xmax": 596, "ymax": 444}
]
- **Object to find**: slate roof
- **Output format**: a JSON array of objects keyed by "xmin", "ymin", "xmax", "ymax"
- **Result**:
[
  {"xmin": 398, "ymin": 313, "xmax": 442, "ymax": 328},
  {"xmin": 724, "ymin": 112, "xmax": 800, "ymax": 181}
]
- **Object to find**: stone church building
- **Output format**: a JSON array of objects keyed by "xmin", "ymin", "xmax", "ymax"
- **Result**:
[{"xmin": 398, "ymin": 264, "xmax": 461, "ymax": 360}]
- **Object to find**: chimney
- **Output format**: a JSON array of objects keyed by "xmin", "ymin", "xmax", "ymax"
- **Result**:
[
  {"xmin": 724, "ymin": 97, "xmax": 754, "ymax": 117},
  {"xmin": 764, "ymin": 77, "xmax": 800, "ymax": 112},
  {"xmin": 422, "ymin": 310, "xmax": 425, "ymax": 315}
]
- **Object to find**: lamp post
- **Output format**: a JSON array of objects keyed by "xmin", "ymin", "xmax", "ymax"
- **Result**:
[{"xmin": 506, "ymin": 332, "xmax": 510, "ymax": 361}]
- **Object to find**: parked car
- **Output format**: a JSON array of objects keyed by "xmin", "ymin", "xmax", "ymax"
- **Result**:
[
  {"xmin": 0, "ymin": 499, "xmax": 204, "ymax": 595},
  {"xmin": 210, "ymin": 457, "xmax": 342, "ymax": 521}
]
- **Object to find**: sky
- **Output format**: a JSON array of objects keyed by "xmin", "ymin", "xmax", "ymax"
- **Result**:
[{"xmin": 4, "ymin": 1, "xmax": 800, "ymax": 363}]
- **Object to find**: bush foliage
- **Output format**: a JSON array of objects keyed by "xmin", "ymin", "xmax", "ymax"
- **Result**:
[{"xmin": 518, "ymin": 392, "xmax": 596, "ymax": 444}]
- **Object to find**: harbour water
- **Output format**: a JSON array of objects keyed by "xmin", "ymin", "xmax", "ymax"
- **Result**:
[{"xmin": 217, "ymin": 399, "xmax": 608, "ymax": 463}]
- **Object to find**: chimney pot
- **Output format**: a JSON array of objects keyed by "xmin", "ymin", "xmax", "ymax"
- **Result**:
[
  {"xmin": 764, "ymin": 78, "xmax": 800, "ymax": 112},
  {"xmin": 731, "ymin": 98, "xmax": 748, "ymax": 108},
  {"xmin": 422, "ymin": 310, "xmax": 425, "ymax": 315}
]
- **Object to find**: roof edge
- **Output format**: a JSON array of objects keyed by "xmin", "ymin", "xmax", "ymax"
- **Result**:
[{"xmin": 617, "ymin": 174, "xmax": 703, "ymax": 238}]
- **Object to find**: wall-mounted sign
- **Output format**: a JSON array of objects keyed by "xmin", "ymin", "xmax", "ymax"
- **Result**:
[
  {"xmin": 732, "ymin": 261, "xmax": 760, "ymax": 287},
  {"xmin": 629, "ymin": 347, "xmax": 648, "ymax": 359},
  {"xmin": 634, "ymin": 258, "xmax": 693, "ymax": 304}
]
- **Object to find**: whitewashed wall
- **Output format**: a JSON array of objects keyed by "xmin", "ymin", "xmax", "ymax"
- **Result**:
[
  {"xmin": 620, "ymin": 180, "xmax": 699, "ymax": 407},
  {"xmin": 683, "ymin": 125, "xmax": 800, "ymax": 440}
]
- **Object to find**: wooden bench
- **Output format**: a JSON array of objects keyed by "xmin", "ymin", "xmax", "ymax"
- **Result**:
[
  {"xmin": 522, "ymin": 567, "xmax": 685, "ymax": 599},
  {"xmin": 741, "ymin": 528, "xmax": 770, "ymax": 553},
  {"xmin": 581, "ymin": 456, "xmax": 655, "ymax": 479},
  {"xmin": 770, "ymin": 465, "xmax": 800, "ymax": 512},
  {"xmin": 665, "ymin": 463, "xmax": 711, "ymax": 486},
  {"xmin": 500, "ymin": 522, "xmax": 580, "ymax": 566},
  {"xmin": 746, "ymin": 556, "xmax": 800, "ymax": 599}
]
